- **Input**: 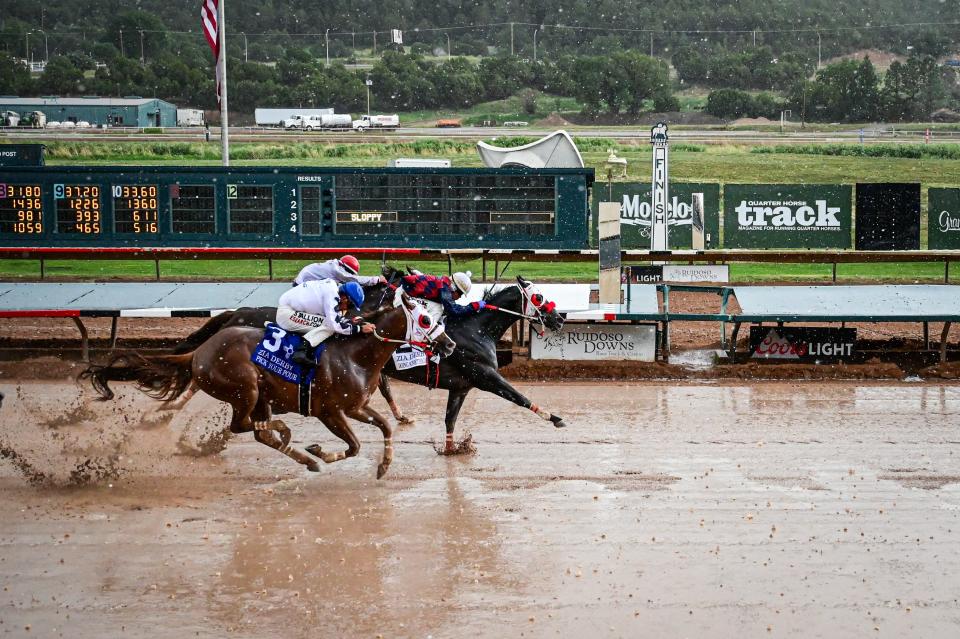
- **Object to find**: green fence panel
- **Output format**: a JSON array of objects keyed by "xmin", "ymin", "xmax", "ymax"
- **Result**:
[
  {"xmin": 592, "ymin": 182, "xmax": 720, "ymax": 249},
  {"xmin": 723, "ymin": 184, "xmax": 852, "ymax": 249},
  {"xmin": 928, "ymin": 188, "xmax": 960, "ymax": 250}
]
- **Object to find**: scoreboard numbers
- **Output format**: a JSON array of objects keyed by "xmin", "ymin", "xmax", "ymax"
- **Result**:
[
  {"xmin": 0, "ymin": 184, "xmax": 44, "ymax": 234},
  {"xmin": 112, "ymin": 185, "xmax": 159, "ymax": 234},
  {"xmin": 55, "ymin": 184, "xmax": 101, "ymax": 234}
]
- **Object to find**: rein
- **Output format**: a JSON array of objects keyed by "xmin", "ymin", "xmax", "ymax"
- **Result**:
[{"xmin": 484, "ymin": 284, "xmax": 556, "ymax": 337}]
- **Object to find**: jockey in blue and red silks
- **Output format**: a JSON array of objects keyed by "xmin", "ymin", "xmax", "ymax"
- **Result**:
[{"xmin": 399, "ymin": 271, "xmax": 485, "ymax": 317}]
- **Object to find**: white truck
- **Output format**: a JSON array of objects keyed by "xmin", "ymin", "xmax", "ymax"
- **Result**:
[
  {"xmin": 352, "ymin": 114, "xmax": 400, "ymax": 131},
  {"xmin": 282, "ymin": 114, "xmax": 325, "ymax": 130},
  {"xmin": 176, "ymin": 108, "xmax": 205, "ymax": 127}
]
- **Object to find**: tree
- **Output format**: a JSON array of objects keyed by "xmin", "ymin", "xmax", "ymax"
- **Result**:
[
  {"xmin": 705, "ymin": 89, "xmax": 754, "ymax": 119},
  {"xmin": 428, "ymin": 58, "xmax": 481, "ymax": 109},
  {"xmin": 0, "ymin": 54, "xmax": 32, "ymax": 94},
  {"xmin": 36, "ymin": 56, "xmax": 83, "ymax": 95}
]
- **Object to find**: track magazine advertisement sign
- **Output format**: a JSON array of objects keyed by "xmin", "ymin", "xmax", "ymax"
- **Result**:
[
  {"xmin": 531, "ymin": 324, "xmax": 657, "ymax": 361},
  {"xmin": 927, "ymin": 188, "xmax": 960, "ymax": 250},
  {"xmin": 749, "ymin": 326, "xmax": 857, "ymax": 361},
  {"xmin": 591, "ymin": 182, "xmax": 720, "ymax": 249},
  {"xmin": 723, "ymin": 184, "xmax": 853, "ymax": 249}
]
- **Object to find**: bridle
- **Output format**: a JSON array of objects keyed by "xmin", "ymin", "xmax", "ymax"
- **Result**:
[
  {"xmin": 370, "ymin": 290, "xmax": 446, "ymax": 354},
  {"xmin": 485, "ymin": 284, "xmax": 559, "ymax": 337}
]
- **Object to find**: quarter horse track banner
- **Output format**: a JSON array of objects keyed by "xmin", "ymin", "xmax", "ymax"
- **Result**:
[{"xmin": 722, "ymin": 184, "xmax": 853, "ymax": 249}]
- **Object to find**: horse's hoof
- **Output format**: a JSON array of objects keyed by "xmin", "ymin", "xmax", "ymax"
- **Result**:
[
  {"xmin": 305, "ymin": 443, "xmax": 323, "ymax": 459},
  {"xmin": 376, "ymin": 465, "xmax": 389, "ymax": 479},
  {"xmin": 306, "ymin": 461, "xmax": 320, "ymax": 473},
  {"xmin": 397, "ymin": 415, "xmax": 415, "ymax": 425},
  {"xmin": 554, "ymin": 419, "xmax": 567, "ymax": 428}
]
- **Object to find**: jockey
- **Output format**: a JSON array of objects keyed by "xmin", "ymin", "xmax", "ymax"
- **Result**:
[
  {"xmin": 277, "ymin": 280, "xmax": 374, "ymax": 367},
  {"xmin": 399, "ymin": 270, "xmax": 485, "ymax": 317},
  {"xmin": 293, "ymin": 255, "xmax": 386, "ymax": 287}
]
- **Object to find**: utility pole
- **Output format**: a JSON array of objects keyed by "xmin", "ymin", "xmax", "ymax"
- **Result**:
[
  {"xmin": 446, "ymin": 33, "xmax": 451, "ymax": 58},
  {"xmin": 753, "ymin": 30, "xmax": 756, "ymax": 47},
  {"xmin": 649, "ymin": 32, "xmax": 653, "ymax": 57},
  {"xmin": 325, "ymin": 29, "xmax": 330, "ymax": 66},
  {"xmin": 373, "ymin": 30, "xmax": 376, "ymax": 55},
  {"xmin": 139, "ymin": 29, "xmax": 145, "ymax": 63},
  {"xmin": 510, "ymin": 22, "xmax": 514, "ymax": 55},
  {"xmin": 217, "ymin": 0, "xmax": 230, "ymax": 166},
  {"xmin": 25, "ymin": 32, "xmax": 29, "ymax": 61},
  {"xmin": 119, "ymin": 29, "xmax": 124, "ymax": 56},
  {"xmin": 242, "ymin": 32, "xmax": 248, "ymax": 62},
  {"xmin": 533, "ymin": 28, "xmax": 538, "ymax": 62},
  {"xmin": 817, "ymin": 32, "xmax": 822, "ymax": 69},
  {"xmin": 365, "ymin": 76, "xmax": 372, "ymax": 116}
]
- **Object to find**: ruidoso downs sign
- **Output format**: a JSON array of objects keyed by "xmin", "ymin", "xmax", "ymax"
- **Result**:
[
  {"xmin": 749, "ymin": 326, "xmax": 856, "ymax": 361},
  {"xmin": 531, "ymin": 323, "xmax": 657, "ymax": 361},
  {"xmin": 723, "ymin": 184, "xmax": 853, "ymax": 249},
  {"xmin": 928, "ymin": 188, "xmax": 960, "ymax": 250},
  {"xmin": 592, "ymin": 182, "xmax": 720, "ymax": 249},
  {"xmin": 627, "ymin": 264, "xmax": 729, "ymax": 283}
]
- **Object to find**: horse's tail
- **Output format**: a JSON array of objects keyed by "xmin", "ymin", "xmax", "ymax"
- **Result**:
[
  {"xmin": 79, "ymin": 352, "xmax": 194, "ymax": 402},
  {"xmin": 171, "ymin": 311, "xmax": 237, "ymax": 354}
]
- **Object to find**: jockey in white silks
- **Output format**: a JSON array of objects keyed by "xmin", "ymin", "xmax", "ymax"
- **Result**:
[
  {"xmin": 276, "ymin": 280, "xmax": 373, "ymax": 367},
  {"xmin": 292, "ymin": 255, "xmax": 386, "ymax": 287}
]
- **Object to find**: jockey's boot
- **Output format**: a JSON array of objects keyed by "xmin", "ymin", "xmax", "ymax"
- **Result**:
[{"xmin": 290, "ymin": 341, "xmax": 317, "ymax": 368}]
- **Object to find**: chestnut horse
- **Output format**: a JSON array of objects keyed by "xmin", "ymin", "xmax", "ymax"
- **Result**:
[{"xmin": 81, "ymin": 287, "xmax": 454, "ymax": 478}]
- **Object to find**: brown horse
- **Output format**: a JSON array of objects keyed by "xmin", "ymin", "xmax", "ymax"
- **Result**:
[{"xmin": 81, "ymin": 288, "xmax": 454, "ymax": 478}]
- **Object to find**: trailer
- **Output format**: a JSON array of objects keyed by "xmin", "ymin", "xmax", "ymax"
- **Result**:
[
  {"xmin": 176, "ymin": 109, "xmax": 205, "ymax": 127},
  {"xmin": 352, "ymin": 114, "xmax": 400, "ymax": 130},
  {"xmin": 255, "ymin": 108, "xmax": 334, "ymax": 127}
]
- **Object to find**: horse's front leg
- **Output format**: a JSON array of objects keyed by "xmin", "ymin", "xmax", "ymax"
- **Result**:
[
  {"xmin": 379, "ymin": 373, "xmax": 414, "ymax": 425},
  {"xmin": 470, "ymin": 366, "xmax": 567, "ymax": 428},
  {"xmin": 305, "ymin": 411, "xmax": 361, "ymax": 465},
  {"xmin": 443, "ymin": 388, "xmax": 471, "ymax": 452},
  {"xmin": 345, "ymin": 404, "xmax": 394, "ymax": 479}
]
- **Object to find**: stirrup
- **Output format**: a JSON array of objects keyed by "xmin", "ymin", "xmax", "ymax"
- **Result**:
[{"xmin": 291, "ymin": 343, "xmax": 317, "ymax": 367}]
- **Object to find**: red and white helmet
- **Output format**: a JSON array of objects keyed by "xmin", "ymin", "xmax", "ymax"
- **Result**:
[{"xmin": 339, "ymin": 255, "xmax": 360, "ymax": 275}]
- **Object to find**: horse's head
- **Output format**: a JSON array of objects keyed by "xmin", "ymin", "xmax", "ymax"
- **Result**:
[
  {"xmin": 381, "ymin": 264, "xmax": 405, "ymax": 287},
  {"xmin": 516, "ymin": 275, "xmax": 564, "ymax": 333},
  {"xmin": 399, "ymin": 291, "xmax": 456, "ymax": 357}
]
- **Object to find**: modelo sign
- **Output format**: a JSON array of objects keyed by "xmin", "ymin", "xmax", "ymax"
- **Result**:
[
  {"xmin": 723, "ymin": 184, "xmax": 853, "ymax": 249},
  {"xmin": 592, "ymin": 182, "xmax": 720, "ymax": 249},
  {"xmin": 749, "ymin": 327, "xmax": 856, "ymax": 361},
  {"xmin": 531, "ymin": 324, "xmax": 657, "ymax": 361}
]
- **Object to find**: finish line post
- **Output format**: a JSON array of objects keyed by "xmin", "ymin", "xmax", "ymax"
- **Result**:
[{"xmin": 649, "ymin": 122, "xmax": 669, "ymax": 251}]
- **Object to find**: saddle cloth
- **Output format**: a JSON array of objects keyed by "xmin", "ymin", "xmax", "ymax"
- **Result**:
[{"xmin": 250, "ymin": 323, "xmax": 324, "ymax": 385}]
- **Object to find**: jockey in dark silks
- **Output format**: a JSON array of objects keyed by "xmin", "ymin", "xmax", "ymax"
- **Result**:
[{"xmin": 399, "ymin": 271, "xmax": 485, "ymax": 317}]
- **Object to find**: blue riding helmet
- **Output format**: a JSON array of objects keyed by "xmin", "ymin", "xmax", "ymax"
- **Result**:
[{"xmin": 339, "ymin": 282, "xmax": 365, "ymax": 309}]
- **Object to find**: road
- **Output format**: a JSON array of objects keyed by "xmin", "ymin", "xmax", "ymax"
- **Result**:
[
  {"xmin": 2, "ymin": 125, "xmax": 955, "ymax": 144},
  {"xmin": 1, "ymin": 380, "xmax": 959, "ymax": 638}
]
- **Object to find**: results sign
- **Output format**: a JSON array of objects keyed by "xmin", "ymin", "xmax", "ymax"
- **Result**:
[
  {"xmin": 530, "ymin": 323, "xmax": 657, "ymax": 361},
  {"xmin": 723, "ymin": 184, "xmax": 853, "ymax": 249},
  {"xmin": 749, "ymin": 326, "xmax": 856, "ymax": 361}
]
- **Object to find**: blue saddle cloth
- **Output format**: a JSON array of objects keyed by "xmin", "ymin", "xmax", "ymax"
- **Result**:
[{"xmin": 250, "ymin": 323, "xmax": 324, "ymax": 385}]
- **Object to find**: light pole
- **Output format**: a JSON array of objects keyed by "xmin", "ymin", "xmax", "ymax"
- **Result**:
[
  {"xmin": 25, "ymin": 32, "xmax": 29, "ymax": 60},
  {"xmin": 36, "ymin": 29, "xmax": 48, "ymax": 63},
  {"xmin": 510, "ymin": 22, "xmax": 514, "ymax": 55},
  {"xmin": 817, "ymin": 32, "xmax": 821, "ymax": 69},
  {"xmin": 138, "ymin": 29, "xmax": 145, "ymax": 63},
  {"xmin": 325, "ymin": 29, "xmax": 330, "ymax": 66},
  {"xmin": 533, "ymin": 28, "xmax": 538, "ymax": 62},
  {"xmin": 365, "ymin": 77, "xmax": 372, "ymax": 116},
  {"xmin": 119, "ymin": 28, "xmax": 124, "ymax": 57},
  {"xmin": 242, "ymin": 32, "xmax": 248, "ymax": 62},
  {"xmin": 446, "ymin": 33, "xmax": 451, "ymax": 59}
]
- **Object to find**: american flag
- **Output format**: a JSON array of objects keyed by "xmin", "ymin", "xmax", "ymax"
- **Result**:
[{"xmin": 201, "ymin": 0, "xmax": 222, "ymax": 102}]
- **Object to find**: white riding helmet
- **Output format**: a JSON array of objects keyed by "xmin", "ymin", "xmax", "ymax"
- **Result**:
[{"xmin": 451, "ymin": 271, "xmax": 473, "ymax": 295}]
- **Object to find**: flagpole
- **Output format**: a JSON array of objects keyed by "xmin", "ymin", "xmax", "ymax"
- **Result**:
[{"xmin": 217, "ymin": 0, "xmax": 229, "ymax": 166}]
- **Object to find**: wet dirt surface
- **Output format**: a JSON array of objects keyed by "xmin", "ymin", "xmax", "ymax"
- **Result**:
[{"xmin": 1, "ymin": 380, "xmax": 960, "ymax": 638}]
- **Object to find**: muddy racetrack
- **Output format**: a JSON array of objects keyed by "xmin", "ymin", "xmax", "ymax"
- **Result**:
[{"xmin": 1, "ymin": 379, "xmax": 959, "ymax": 638}]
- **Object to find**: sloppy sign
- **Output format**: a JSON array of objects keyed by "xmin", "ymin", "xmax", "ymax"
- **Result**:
[
  {"xmin": 531, "ymin": 323, "xmax": 657, "ymax": 361},
  {"xmin": 749, "ymin": 327, "xmax": 856, "ymax": 361}
]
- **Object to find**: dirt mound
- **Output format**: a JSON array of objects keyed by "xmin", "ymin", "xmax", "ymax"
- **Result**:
[
  {"xmin": 565, "ymin": 111, "xmax": 723, "ymax": 126},
  {"xmin": 731, "ymin": 116, "xmax": 775, "ymax": 126},
  {"xmin": 827, "ymin": 48, "xmax": 905, "ymax": 71},
  {"xmin": 536, "ymin": 112, "xmax": 573, "ymax": 127}
]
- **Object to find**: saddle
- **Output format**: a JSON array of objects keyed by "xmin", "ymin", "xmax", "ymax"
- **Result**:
[{"xmin": 250, "ymin": 323, "xmax": 326, "ymax": 415}]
